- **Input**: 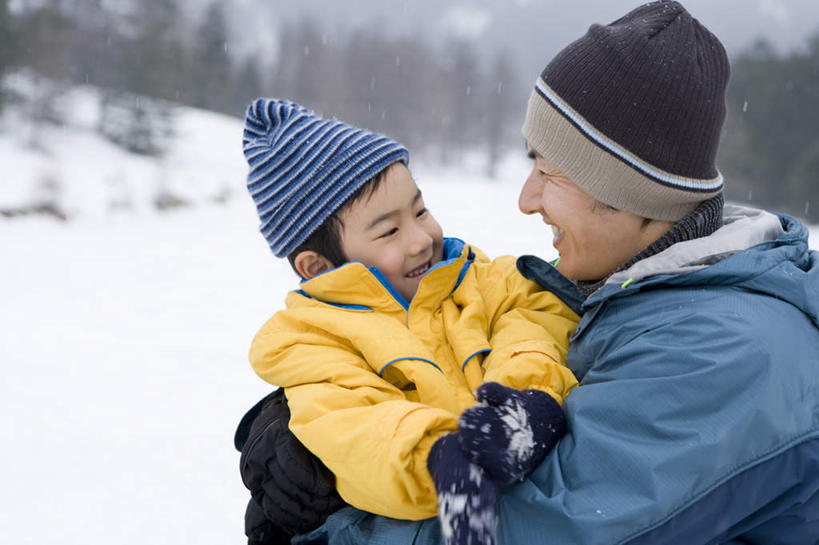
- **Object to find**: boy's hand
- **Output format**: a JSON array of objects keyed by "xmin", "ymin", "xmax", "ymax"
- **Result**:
[
  {"xmin": 458, "ymin": 382, "xmax": 566, "ymax": 485},
  {"xmin": 427, "ymin": 433, "xmax": 497, "ymax": 545}
]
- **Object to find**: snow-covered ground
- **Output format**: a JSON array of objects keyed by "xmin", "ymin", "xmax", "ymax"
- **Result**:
[
  {"xmin": 0, "ymin": 85, "xmax": 554, "ymax": 544},
  {"xmin": 0, "ymin": 175, "xmax": 556, "ymax": 545},
  {"xmin": 1, "ymin": 83, "xmax": 817, "ymax": 544}
]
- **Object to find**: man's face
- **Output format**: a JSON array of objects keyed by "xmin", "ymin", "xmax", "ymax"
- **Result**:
[
  {"xmin": 339, "ymin": 162, "xmax": 444, "ymax": 302},
  {"xmin": 518, "ymin": 146, "xmax": 670, "ymax": 281}
]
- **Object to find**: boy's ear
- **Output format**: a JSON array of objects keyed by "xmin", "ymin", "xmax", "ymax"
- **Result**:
[{"xmin": 294, "ymin": 251, "xmax": 335, "ymax": 280}]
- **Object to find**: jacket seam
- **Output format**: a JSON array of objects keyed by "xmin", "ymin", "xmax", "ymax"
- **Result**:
[
  {"xmin": 379, "ymin": 357, "xmax": 444, "ymax": 376},
  {"xmin": 614, "ymin": 428, "xmax": 819, "ymax": 545},
  {"xmin": 296, "ymin": 289, "xmax": 373, "ymax": 311},
  {"xmin": 461, "ymin": 348, "xmax": 491, "ymax": 371}
]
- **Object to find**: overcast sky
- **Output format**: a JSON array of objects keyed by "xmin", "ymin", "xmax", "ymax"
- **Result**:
[{"xmin": 214, "ymin": 0, "xmax": 819, "ymax": 73}]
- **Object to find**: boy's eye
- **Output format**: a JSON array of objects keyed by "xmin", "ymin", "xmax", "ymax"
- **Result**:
[
  {"xmin": 378, "ymin": 227, "xmax": 398, "ymax": 239},
  {"xmin": 416, "ymin": 208, "xmax": 428, "ymax": 218}
]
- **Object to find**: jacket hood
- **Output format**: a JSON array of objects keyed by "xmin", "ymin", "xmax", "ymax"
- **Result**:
[{"xmin": 596, "ymin": 205, "xmax": 819, "ymax": 326}]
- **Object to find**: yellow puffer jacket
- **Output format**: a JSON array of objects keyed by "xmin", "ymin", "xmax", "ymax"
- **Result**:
[{"xmin": 250, "ymin": 239, "xmax": 579, "ymax": 520}]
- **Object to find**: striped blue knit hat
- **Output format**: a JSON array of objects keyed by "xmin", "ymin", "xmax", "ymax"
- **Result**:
[{"xmin": 243, "ymin": 98, "xmax": 410, "ymax": 257}]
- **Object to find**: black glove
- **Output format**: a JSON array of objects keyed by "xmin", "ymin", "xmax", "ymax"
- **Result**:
[
  {"xmin": 458, "ymin": 382, "xmax": 566, "ymax": 485},
  {"xmin": 245, "ymin": 497, "xmax": 293, "ymax": 545},
  {"xmin": 238, "ymin": 389, "xmax": 346, "ymax": 542},
  {"xmin": 427, "ymin": 433, "xmax": 498, "ymax": 545}
]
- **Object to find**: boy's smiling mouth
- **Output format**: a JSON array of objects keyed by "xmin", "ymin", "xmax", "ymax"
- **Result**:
[{"xmin": 406, "ymin": 261, "xmax": 432, "ymax": 278}]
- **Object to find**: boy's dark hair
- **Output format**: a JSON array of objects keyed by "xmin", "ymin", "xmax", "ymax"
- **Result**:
[{"xmin": 286, "ymin": 164, "xmax": 395, "ymax": 276}]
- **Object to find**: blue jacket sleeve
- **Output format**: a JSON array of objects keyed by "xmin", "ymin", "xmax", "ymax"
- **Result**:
[{"xmin": 496, "ymin": 292, "xmax": 819, "ymax": 545}]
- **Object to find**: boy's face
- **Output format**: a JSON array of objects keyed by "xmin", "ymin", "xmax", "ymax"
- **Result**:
[{"xmin": 339, "ymin": 163, "xmax": 444, "ymax": 302}]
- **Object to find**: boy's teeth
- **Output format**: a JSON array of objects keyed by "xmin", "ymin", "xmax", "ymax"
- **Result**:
[
  {"xmin": 551, "ymin": 225, "xmax": 564, "ymax": 237},
  {"xmin": 406, "ymin": 262, "xmax": 430, "ymax": 277}
]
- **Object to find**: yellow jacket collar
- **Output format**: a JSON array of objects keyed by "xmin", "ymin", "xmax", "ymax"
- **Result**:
[{"xmin": 297, "ymin": 238, "xmax": 481, "ymax": 313}]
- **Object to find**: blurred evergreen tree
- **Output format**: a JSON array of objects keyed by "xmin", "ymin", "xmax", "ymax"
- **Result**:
[
  {"xmin": 0, "ymin": 0, "xmax": 14, "ymax": 113},
  {"xmin": 483, "ymin": 47, "xmax": 519, "ymax": 178},
  {"xmin": 380, "ymin": 37, "xmax": 443, "ymax": 153},
  {"xmin": 232, "ymin": 54, "xmax": 264, "ymax": 117},
  {"xmin": 274, "ymin": 16, "xmax": 332, "ymax": 113},
  {"xmin": 65, "ymin": 0, "xmax": 115, "ymax": 88},
  {"xmin": 787, "ymin": 141, "xmax": 819, "ymax": 221},
  {"xmin": 192, "ymin": 2, "xmax": 232, "ymax": 113},
  {"xmin": 18, "ymin": 2, "xmax": 74, "ymax": 83},
  {"xmin": 339, "ymin": 29, "xmax": 437, "ymax": 151},
  {"xmin": 437, "ymin": 39, "xmax": 482, "ymax": 165},
  {"xmin": 123, "ymin": 0, "xmax": 189, "ymax": 103},
  {"xmin": 15, "ymin": 3, "xmax": 75, "ymax": 137},
  {"xmin": 722, "ymin": 36, "xmax": 819, "ymax": 222}
]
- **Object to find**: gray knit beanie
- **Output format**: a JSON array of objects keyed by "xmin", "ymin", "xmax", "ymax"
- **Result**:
[
  {"xmin": 243, "ymin": 98, "xmax": 409, "ymax": 258},
  {"xmin": 522, "ymin": 0, "xmax": 729, "ymax": 221}
]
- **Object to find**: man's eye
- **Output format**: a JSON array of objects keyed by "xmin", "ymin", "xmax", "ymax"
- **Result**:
[
  {"xmin": 379, "ymin": 228, "xmax": 398, "ymax": 239},
  {"xmin": 538, "ymin": 170, "xmax": 555, "ymax": 183}
]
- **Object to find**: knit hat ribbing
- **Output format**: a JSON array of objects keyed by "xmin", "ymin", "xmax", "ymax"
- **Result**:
[
  {"xmin": 522, "ymin": 0, "xmax": 729, "ymax": 221},
  {"xmin": 243, "ymin": 98, "xmax": 409, "ymax": 258}
]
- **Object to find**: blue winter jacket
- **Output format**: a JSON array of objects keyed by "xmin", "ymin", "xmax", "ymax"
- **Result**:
[{"xmin": 294, "ymin": 206, "xmax": 819, "ymax": 545}]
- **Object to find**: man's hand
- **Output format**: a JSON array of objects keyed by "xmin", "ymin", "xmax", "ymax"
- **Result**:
[
  {"xmin": 458, "ymin": 382, "xmax": 566, "ymax": 485},
  {"xmin": 427, "ymin": 433, "xmax": 497, "ymax": 545}
]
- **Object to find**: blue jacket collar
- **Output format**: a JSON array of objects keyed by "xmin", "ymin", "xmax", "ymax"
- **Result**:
[{"xmin": 516, "ymin": 255, "xmax": 584, "ymax": 316}]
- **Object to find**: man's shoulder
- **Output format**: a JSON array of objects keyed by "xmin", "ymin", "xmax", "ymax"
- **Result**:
[
  {"xmin": 590, "ymin": 279, "xmax": 808, "ymax": 349},
  {"xmin": 572, "ymin": 276, "xmax": 818, "ymax": 387}
]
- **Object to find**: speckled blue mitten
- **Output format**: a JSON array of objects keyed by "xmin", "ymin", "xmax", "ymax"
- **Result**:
[
  {"xmin": 427, "ymin": 433, "xmax": 497, "ymax": 545},
  {"xmin": 458, "ymin": 382, "xmax": 566, "ymax": 485}
]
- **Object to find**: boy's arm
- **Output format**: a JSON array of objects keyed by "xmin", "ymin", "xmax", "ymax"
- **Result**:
[
  {"xmin": 251, "ymin": 331, "xmax": 457, "ymax": 521},
  {"xmin": 477, "ymin": 256, "xmax": 580, "ymax": 402},
  {"xmin": 451, "ymin": 258, "xmax": 577, "ymax": 486}
]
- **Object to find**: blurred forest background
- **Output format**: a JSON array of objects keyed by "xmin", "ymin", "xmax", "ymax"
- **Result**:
[{"xmin": 1, "ymin": 0, "xmax": 817, "ymax": 221}]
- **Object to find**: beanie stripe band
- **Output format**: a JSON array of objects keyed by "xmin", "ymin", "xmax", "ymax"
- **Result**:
[
  {"xmin": 251, "ymin": 124, "xmax": 357, "ymax": 207},
  {"xmin": 255, "ymin": 128, "xmax": 366, "ymax": 218},
  {"xmin": 534, "ymin": 79, "xmax": 723, "ymax": 192},
  {"xmin": 266, "ymin": 139, "xmax": 404, "ymax": 243},
  {"xmin": 247, "ymin": 117, "xmax": 333, "ymax": 187}
]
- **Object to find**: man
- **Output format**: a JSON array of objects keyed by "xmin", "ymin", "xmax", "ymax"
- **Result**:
[{"xmin": 240, "ymin": 1, "xmax": 819, "ymax": 543}]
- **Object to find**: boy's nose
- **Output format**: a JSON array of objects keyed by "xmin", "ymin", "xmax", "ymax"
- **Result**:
[
  {"xmin": 408, "ymin": 226, "xmax": 433, "ymax": 256},
  {"xmin": 518, "ymin": 173, "xmax": 543, "ymax": 215}
]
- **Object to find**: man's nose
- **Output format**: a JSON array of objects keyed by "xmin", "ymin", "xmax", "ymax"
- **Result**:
[{"xmin": 518, "ymin": 173, "xmax": 542, "ymax": 215}]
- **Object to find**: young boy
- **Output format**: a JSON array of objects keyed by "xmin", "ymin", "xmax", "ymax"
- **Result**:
[{"xmin": 241, "ymin": 98, "xmax": 579, "ymax": 545}]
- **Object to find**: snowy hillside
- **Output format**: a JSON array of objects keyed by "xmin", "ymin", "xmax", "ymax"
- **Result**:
[
  {"xmin": 1, "ymin": 84, "xmax": 817, "ymax": 544},
  {"xmin": 0, "ymin": 84, "xmax": 552, "ymax": 544},
  {"xmin": 1, "ymin": 73, "xmax": 246, "ymax": 218}
]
